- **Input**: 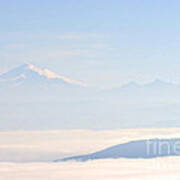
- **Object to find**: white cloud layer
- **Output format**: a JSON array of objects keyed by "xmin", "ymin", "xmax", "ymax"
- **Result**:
[
  {"xmin": 0, "ymin": 129, "xmax": 180, "ymax": 179},
  {"xmin": 0, "ymin": 158, "xmax": 180, "ymax": 180}
]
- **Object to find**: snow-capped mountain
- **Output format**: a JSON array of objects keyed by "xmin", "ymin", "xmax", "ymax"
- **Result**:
[{"xmin": 0, "ymin": 63, "xmax": 86, "ymax": 88}]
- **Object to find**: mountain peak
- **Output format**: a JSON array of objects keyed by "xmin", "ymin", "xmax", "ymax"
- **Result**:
[
  {"xmin": 0, "ymin": 64, "xmax": 86, "ymax": 87},
  {"xmin": 121, "ymin": 81, "xmax": 140, "ymax": 89},
  {"xmin": 145, "ymin": 79, "xmax": 173, "ymax": 88},
  {"xmin": 15, "ymin": 63, "xmax": 34, "ymax": 70}
]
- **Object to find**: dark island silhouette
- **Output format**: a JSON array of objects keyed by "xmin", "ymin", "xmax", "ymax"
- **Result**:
[{"xmin": 55, "ymin": 138, "xmax": 180, "ymax": 162}]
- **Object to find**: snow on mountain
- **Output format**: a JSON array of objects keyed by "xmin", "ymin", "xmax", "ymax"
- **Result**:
[{"xmin": 0, "ymin": 63, "xmax": 86, "ymax": 87}]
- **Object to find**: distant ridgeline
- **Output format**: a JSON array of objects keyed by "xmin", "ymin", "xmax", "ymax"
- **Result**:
[{"xmin": 55, "ymin": 139, "xmax": 180, "ymax": 162}]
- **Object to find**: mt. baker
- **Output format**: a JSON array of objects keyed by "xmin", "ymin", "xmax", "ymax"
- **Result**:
[{"xmin": 0, "ymin": 63, "xmax": 86, "ymax": 88}]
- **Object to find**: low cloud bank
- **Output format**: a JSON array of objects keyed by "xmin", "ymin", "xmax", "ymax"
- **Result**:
[
  {"xmin": 0, "ymin": 158, "xmax": 180, "ymax": 180},
  {"xmin": 0, "ymin": 128, "xmax": 180, "ymax": 162}
]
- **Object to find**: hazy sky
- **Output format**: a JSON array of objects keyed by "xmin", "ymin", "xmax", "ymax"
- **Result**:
[{"xmin": 1, "ymin": 0, "xmax": 180, "ymax": 88}]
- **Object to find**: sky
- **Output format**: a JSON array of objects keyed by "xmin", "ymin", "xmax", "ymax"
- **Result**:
[
  {"xmin": 1, "ymin": 2, "xmax": 180, "ymax": 177},
  {"xmin": 1, "ymin": 0, "xmax": 180, "ymax": 88}
]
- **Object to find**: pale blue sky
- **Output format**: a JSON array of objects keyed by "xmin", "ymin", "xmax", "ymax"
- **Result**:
[{"xmin": 1, "ymin": 0, "xmax": 180, "ymax": 88}]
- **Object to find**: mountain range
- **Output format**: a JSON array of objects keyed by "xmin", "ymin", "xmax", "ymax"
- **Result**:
[
  {"xmin": 1, "ymin": 64, "xmax": 179, "ymax": 93},
  {"xmin": 0, "ymin": 64, "xmax": 180, "ymax": 130}
]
